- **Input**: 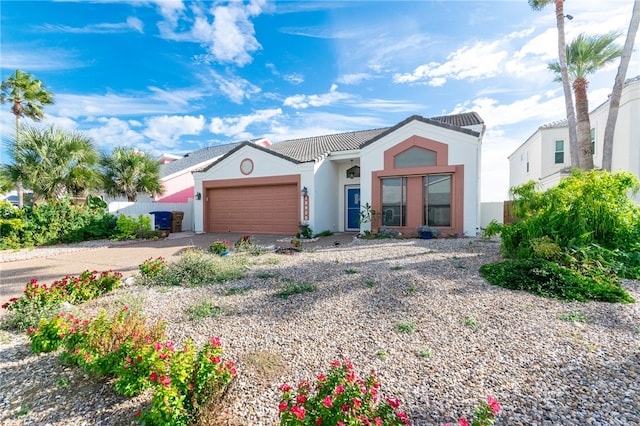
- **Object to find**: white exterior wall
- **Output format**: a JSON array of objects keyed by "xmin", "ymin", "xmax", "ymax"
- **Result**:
[
  {"xmin": 192, "ymin": 146, "xmax": 312, "ymax": 233},
  {"xmin": 510, "ymin": 78, "xmax": 639, "ymax": 203},
  {"xmin": 312, "ymin": 158, "xmax": 340, "ymax": 232},
  {"xmin": 360, "ymin": 120, "xmax": 482, "ymax": 236}
]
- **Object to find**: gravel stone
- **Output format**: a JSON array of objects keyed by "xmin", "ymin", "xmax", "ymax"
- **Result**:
[{"xmin": 1, "ymin": 238, "xmax": 639, "ymax": 425}]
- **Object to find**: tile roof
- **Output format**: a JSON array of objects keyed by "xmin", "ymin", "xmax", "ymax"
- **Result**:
[
  {"xmin": 268, "ymin": 127, "xmax": 390, "ymax": 162},
  {"xmin": 160, "ymin": 142, "xmax": 243, "ymax": 177},
  {"xmin": 269, "ymin": 112, "xmax": 483, "ymax": 162},
  {"xmin": 195, "ymin": 112, "xmax": 484, "ymax": 172},
  {"xmin": 428, "ymin": 111, "xmax": 484, "ymax": 128}
]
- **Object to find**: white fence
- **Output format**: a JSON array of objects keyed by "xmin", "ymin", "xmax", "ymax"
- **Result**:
[{"xmin": 108, "ymin": 201, "xmax": 194, "ymax": 232}]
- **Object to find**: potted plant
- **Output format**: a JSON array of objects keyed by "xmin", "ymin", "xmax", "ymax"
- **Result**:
[{"xmin": 416, "ymin": 225, "xmax": 439, "ymax": 239}]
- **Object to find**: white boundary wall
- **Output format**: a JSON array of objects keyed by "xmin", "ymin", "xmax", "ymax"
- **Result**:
[{"xmin": 108, "ymin": 201, "xmax": 194, "ymax": 232}]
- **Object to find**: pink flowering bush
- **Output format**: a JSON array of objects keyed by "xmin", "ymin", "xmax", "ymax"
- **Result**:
[
  {"xmin": 27, "ymin": 308, "xmax": 235, "ymax": 425},
  {"xmin": 139, "ymin": 256, "xmax": 166, "ymax": 277},
  {"xmin": 278, "ymin": 358, "xmax": 410, "ymax": 425},
  {"xmin": 442, "ymin": 395, "xmax": 501, "ymax": 426}
]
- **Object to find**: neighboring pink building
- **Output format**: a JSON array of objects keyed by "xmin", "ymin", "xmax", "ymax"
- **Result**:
[{"xmin": 156, "ymin": 138, "xmax": 271, "ymax": 203}]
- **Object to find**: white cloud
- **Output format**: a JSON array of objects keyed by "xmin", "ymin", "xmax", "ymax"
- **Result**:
[
  {"xmin": 40, "ymin": 17, "xmax": 144, "ymax": 34},
  {"xmin": 283, "ymin": 84, "xmax": 351, "ymax": 109},
  {"xmin": 143, "ymin": 115, "xmax": 206, "ymax": 146},
  {"xmin": 209, "ymin": 108, "xmax": 282, "ymax": 138},
  {"xmin": 393, "ymin": 38, "xmax": 509, "ymax": 85},
  {"xmin": 284, "ymin": 73, "xmax": 304, "ymax": 85},
  {"xmin": 53, "ymin": 87, "xmax": 205, "ymax": 118},
  {"xmin": 84, "ymin": 117, "xmax": 145, "ymax": 150},
  {"xmin": 353, "ymin": 99, "xmax": 425, "ymax": 113},
  {"xmin": 266, "ymin": 111, "xmax": 387, "ymax": 142},
  {"xmin": 0, "ymin": 48, "xmax": 85, "ymax": 70},
  {"xmin": 337, "ymin": 73, "xmax": 372, "ymax": 85},
  {"xmin": 451, "ymin": 93, "xmax": 564, "ymax": 128},
  {"xmin": 209, "ymin": 72, "xmax": 261, "ymax": 104}
]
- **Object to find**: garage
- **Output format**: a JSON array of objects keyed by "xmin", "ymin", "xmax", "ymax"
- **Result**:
[{"xmin": 205, "ymin": 181, "xmax": 299, "ymax": 235}]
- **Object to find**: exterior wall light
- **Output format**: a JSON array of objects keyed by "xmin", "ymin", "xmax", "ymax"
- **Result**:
[
  {"xmin": 195, "ymin": 192, "xmax": 202, "ymax": 200},
  {"xmin": 301, "ymin": 186, "xmax": 308, "ymax": 197}
]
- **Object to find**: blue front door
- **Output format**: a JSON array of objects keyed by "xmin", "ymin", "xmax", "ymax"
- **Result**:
[{"xmin": 346, "ymin": 186, "xmax": 360, "ymax": 230}]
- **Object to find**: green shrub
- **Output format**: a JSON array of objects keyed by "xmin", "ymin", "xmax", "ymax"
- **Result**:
[
  {"xmin": 504, "ymin": 170, "xmax": 640, "ymax": 257},
  {"xmin": 297, "ymin": 224, "xmax": 313, "ymax": 239},
  {"xmin": 0, "ymin": 198, "xmax": 117, "ymax": 249},
  {"xmin": 314, "ymin": 230, "xmax": 334, "ymax": 237},
  {"xmin": 113, "ymin": 214, "xmax": 152, "ymax": 240},
  {"xmin": 143, "ymin": 250, "xmax": 248, "ymax": 287},
  {"xmin": 485, "ymin": 170, "xmax": 640, "ymax": 303},
  {"xmin": 479, "ymin": 259, "xmax": 635, "ymax": 303},
  {"xmin": 208, "ymin": 240, "xmax": 230, "ymax": 255}
]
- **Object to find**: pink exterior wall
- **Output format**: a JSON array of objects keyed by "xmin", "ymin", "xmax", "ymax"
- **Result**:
[
  {"xmin": 371, "ymin": 135, "xmax": 465, "ymax": 237},
  {"xmin": 156, "ymin": 172, "xmax": 195, "ymax": 203}
]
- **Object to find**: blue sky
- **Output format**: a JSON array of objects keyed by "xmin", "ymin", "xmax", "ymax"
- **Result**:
[{"xmin": 1, "ymin": 0, "xmax": 638, "ymax": 201}]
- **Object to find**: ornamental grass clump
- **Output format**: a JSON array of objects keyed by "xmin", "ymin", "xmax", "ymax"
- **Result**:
[
  {"xmin": 1, "ymin": 270, "xmax": 123, "ymax": 330},
  {"xmin": 27, "ymin": 308, "xmax": 236, "ymax": 426},
  {"xmin": 278, "ymin": 358, "xmax": 410, "ymax": 425}
]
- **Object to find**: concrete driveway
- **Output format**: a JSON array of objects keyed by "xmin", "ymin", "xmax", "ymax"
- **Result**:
[{"xmin": 0, "ymin": 232, "xmax": 357, "ymax": 314}]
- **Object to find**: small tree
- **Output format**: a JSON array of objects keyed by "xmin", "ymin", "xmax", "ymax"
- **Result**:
[
  {"xmin": 6, "ymin": 126, "xmax": 100, "ymax": 201},
  {"xmin": 0, "ymin": 70, "xmax": 54, "ymax": 207},
  {"xmin": 101, "ymin": 147, "xmax": 162, "ymax": 202},
  {"xmin": 549, "ymin": 33, "xmax": 623, "ymax": 170}
]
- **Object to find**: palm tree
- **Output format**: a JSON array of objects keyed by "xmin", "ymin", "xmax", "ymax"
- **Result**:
[
  {"xmin": 6, "ymin": 126, "xmax": 100, "ymax": 201},
  {"xmin": 101, "ymin": 147, "xmax": 162, "ymax": 202},
  {"xmin": 549, "ymin": 32, "xmax": 623, "ymax": 170},
  {"xmin": 529, "ymin": 0, "xmax": 579, "ymax": 167},
  {"xmin": 0, "ymin": 69, "xmax": 54, "ymax": 207},
  {"xmin": 602, "ymin": 0, "xmax": 639, "ymax": 171}
]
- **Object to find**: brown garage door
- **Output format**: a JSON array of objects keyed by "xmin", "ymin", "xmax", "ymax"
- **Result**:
[{"xmin": 206, "ymin": 184, "xmax": 299, "ymax": 234}]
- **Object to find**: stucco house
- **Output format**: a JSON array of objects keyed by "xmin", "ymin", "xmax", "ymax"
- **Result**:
[
  {"xmin": 193, "ymin": 113, "xmax": 485, "ymax": 237},
  {"xmin": 156, "ymin": 138, "xmax": 271, "ymax": 203},
  {"xmin": 509, "ymin": 75, "xmax": 639, "ymax": 202}
]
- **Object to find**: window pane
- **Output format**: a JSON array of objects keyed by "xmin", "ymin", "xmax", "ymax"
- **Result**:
[
  {"xmin": 394, "ymin": 147, "xmax": 436, "ymax": 168},
  {"xmin": 555, "ymin": 140, "xmax": 564, "ymax": 164},
  {"xmin": 425, "ymin": 174, "xmax": 451, "ymax": 227},
  {"xmin": 381, "ymin": 177, "xmax": 405, "ymax": 226}
]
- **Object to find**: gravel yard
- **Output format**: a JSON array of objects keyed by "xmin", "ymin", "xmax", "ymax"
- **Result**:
[{"xmin": 1, "ymin": 238, "xmax": 639, "ymax": 425}]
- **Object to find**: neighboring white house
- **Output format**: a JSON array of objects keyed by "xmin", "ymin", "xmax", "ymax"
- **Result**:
[
  {"xmin": 193, "ymin": 113, "xmax": 485, "ymax": 237},
  {"xmin": 509, "ymin": 76, "xmax": 640, "ymax": 202}
]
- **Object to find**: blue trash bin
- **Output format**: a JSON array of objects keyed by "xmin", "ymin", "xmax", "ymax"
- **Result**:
[{"xmin": 149, "ymin": 211, "xmax": 172, "ymax": 230}]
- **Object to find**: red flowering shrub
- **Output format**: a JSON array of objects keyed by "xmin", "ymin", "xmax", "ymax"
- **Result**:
[
  {"xmin": 138, "ymin": 256, "xmax": 166, "ymax": 277},
  {"xmin": 278, "ymin": 358, "xmax": 410, "ymax": 425},
  {"xmin": 2, "ymin": 270, "xmax": 123, "ymax": 330},
  {"xmin": 27, "ymin": 308, "xmax": 235, "ymax": 426}
]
